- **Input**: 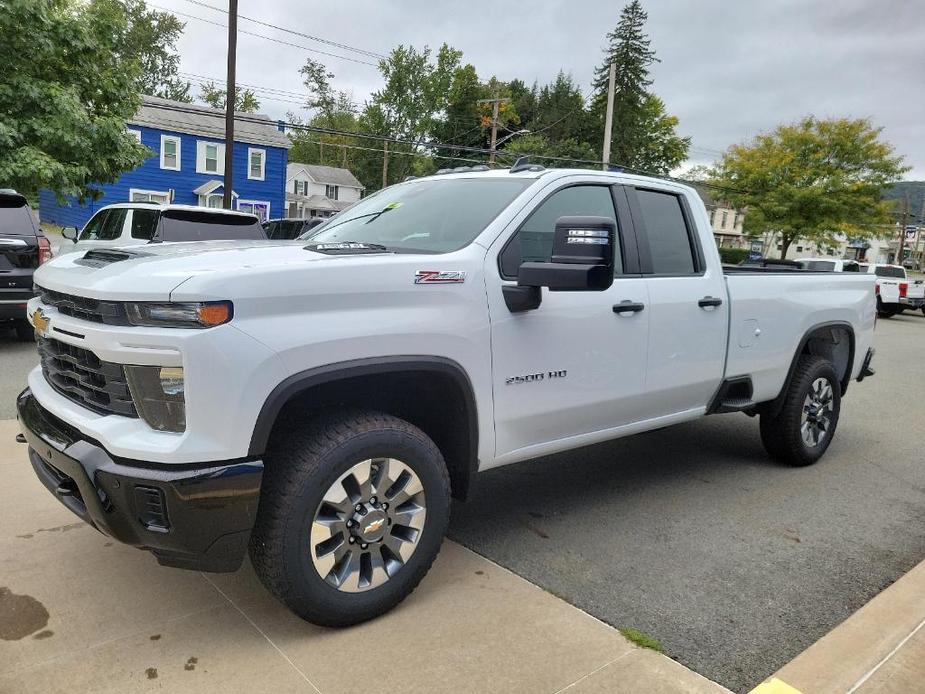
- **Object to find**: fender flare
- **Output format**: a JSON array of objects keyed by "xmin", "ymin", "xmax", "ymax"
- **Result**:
[
  {"xmin": 763, "ymin": 320, "xmax": 855, "ymax": 418},
  {"xmin": 247, "ymin": 356, "xmax": 479, "ymax": 477}
]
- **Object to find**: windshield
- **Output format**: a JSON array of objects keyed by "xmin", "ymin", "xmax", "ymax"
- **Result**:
[
  {"xmin": 875, "ymin": 265, "xmax": 905, "ymax": 278},
  {"xmin": 304, "ymin": 178, "xmax": 532, "ymax": 253}
]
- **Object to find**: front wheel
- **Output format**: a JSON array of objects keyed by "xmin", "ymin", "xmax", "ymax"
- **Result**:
[
  {"xmin": 760, "ymin": 355, "xmax": 841, "ymax": 467},
  {"xmin": 249, "ymin": 409, "xmax": 451, "ymax": 627}
]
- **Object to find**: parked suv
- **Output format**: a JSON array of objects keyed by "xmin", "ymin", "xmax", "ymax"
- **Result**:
[
  {"xmin": 0, "ymin": 191, "xmax": 52, "ymax": 340},
  {"xmin": 59, "ymin": 203, "xmax": 266, "ymax": 254}
]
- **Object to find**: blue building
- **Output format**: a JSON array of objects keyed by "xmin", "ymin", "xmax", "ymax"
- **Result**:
[{"xmin": 39, "ymin": 96, "xmax": 290, "ymax": 227}]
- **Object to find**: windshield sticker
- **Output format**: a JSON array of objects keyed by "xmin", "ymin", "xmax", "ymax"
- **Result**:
[
  {"xmin": 414, "ymin": 270, "xmax": 467, "ymax": 284},
  {"xmin": 385, "ymin": 202, "xmax": 403, "ymax": 210}
]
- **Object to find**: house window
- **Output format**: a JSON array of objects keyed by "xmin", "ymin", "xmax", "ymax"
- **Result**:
[
  {"xmin": 238, "ymin": 199, "xmax": 270, "ymax": 223},
  {"xmin": 721, "ymin": 210, "xmax": 728, "ymax": 229},
  {"xmin": 777, "ymin": 244, "xmax": 783, "ymax": 250},
  {"xmin": 248, "ymin": 148, "xmax": 266, "ymax": 180},
  {"xmin": 294, "ymin": 180, "xmax": 306, "ymax": 195},
  {"xmin": 325, "ymin": 184, "xmax": 339, "ymax": 200},
  {"xmin": 797, "ymin": 246, "xmax": 804, "ymax": 253},
  {"xmin": 128, "ymin": 129, "xmax": 142, "ymax": 143},
  {"xmin": 196, "ymin": 141, "xmax": 225, "ymax": 174},
  {"xmin": 130, "ymin": 188, "xmax": 170, "ymax": 204},
  {"xmin": 160, "ymin": 135, "xmax": 181, "ymax": 171}
]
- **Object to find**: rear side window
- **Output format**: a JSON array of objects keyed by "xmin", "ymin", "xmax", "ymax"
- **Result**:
[
  {"xmin": 79, "ymin": 209, "xmax": 127, "ymax": 241},
  {"xmin": 802, "ymin": 260, "xmax": 836, "ymax": 271},
  {"xmin": 500, "ymin": 185, "xmax": 622, "ymax": 278},
  {"xmin": 635, "ymin": 189, "xmax": 697, "ymax": 275},
  {"xmin": 0, "ymin": 195, "xmax": 36, "ymax": 234},
  {"xmin": 130, "ymin": 209, "xmax": 160, "ymax": 240}
]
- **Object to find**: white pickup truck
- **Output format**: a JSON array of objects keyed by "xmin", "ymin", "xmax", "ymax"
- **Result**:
[
  {"xmin": 17, "ymin": 166, "xmax": 876, "ymax": 626},
  {"xmin": 859, "ymin": 263, "xmax": 925, "ymax": 317}
]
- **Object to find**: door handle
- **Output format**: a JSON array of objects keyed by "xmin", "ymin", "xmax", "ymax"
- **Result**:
[
  {"xmin": 613, "ymin": 300, "xmax": 645, "ymax": 315},
  {"xmin": 698, "ymin": 296, "xmax": 723, "ymax": 308}
]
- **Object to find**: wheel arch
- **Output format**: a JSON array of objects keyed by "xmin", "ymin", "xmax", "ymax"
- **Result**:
[
  {"xmin": 762, "ymin": 321, "xmax": 855, "ymax": 418},
  {"xmin": 249, "ymin": 356, "xmax": 479, "ymax": 501}
]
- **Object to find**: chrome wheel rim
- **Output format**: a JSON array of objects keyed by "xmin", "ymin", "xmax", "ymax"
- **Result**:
[
  {"xmin": 310, "ymin": 458, "xmax": 426, "ymax": 592},
  {"xmin": 801, "ymin": 377, "xmax": 834, "ymax": 447}
]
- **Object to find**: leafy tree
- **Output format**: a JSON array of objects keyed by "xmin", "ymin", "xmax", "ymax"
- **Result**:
[
  {"xmin": 710, "ymin": 116, "xmax": 909, "ymax": 258},
  {"xmin": 590, "ymin": 0, "xmax": 689, "ymax": 174},
  {"xmin": 534, "ymin": 72, "xmax": 588, "ymax": 145},
  {"xmin": 0, "ymin": 0, "xmax": 149, "ymax": 200},
  {"xmin": 198, "ymin": 81, "xmax": 261, "ymax": 113},
  {"xmin": 431, "ymin": 63, "xmax": 487, "ymax": 167},
  {"xmin": 120, "ymin": 0, "xmax": 191, "ymax": 102}
]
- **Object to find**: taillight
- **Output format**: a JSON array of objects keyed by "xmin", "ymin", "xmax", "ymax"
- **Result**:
[
  {"xmin": 38, "ymin": 236, "xmax": 52, "ymax": 265},
  {"xmin": 899, "ymin": 282, "xmax": 908, "ymax": 298},
  {"xmin": 875, "ymin": 283, "xmax": 880, "ymax": 295}
]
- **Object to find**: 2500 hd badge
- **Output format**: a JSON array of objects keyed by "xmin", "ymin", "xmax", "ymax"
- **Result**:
[{"xmin": 505, "ymin": 369, "xmax": 568, "ymax": 385}]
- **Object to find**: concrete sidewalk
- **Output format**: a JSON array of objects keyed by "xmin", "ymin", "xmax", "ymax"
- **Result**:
[
  {"xmin": 0, "ymin": 419, "xmax": 727, "ymax": 694},
  {"xmin": 751, "ymin": 557, "xmax": 925, "ymax": 694}
]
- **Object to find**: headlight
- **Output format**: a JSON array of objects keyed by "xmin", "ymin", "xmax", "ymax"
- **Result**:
[
  {"xmin": 125, "ymin": 366, "xmax": 186, "ymax": 432},
  {"xmin": 125, "ymin": 301, "xmax": 233, "ymax": 328}
]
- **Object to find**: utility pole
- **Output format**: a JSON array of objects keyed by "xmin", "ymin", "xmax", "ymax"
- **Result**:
[
  {"xmin": 222, "ymin": 0, "xmax": 238, "ymax": 209},
  {"xmin": 601, "ymin": 63, "xmax": 616, "ymax": 171},
  {"xmin": 896, "ymin": 193, "xmax": 909, "ymax": 265},
  {"xmin": 382, "ymin": 139, "xmax": 389, "ymax": 188},
  {"xmin": 478, "ymin": 95, "xmax": 508, "ymax": 168}
]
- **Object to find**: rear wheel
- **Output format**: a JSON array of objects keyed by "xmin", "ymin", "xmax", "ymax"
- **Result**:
[
  {"xmin": 249, "ymin": 409, "xmax": 451, "ymax": 627},
  {"xmin": 760, "ymin": 355, "xmax": 841, "ymax": 467}
]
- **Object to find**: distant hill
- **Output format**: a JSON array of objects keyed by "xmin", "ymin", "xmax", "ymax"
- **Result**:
[{"xmin": 883, "ymin": 181, "xmax": 925, "ymax": 219}]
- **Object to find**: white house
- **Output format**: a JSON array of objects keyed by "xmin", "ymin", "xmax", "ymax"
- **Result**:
[
  {"xmin": 694, "ymin": 186, "xmax": 747, "ymax": 248},
  {"xmin": 285, "ymin": 163, "xmax": 364, "ymax": 219}
]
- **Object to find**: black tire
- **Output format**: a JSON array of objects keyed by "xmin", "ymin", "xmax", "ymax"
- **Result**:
[
  {"xmin": 759, "ymin": 355, "xmax": 841, "ymax": 467},
  {"xmin": 876, "ymin": 299, "xmax": 896, "ymax": 318},
  {"xmin": 249, "ymin": 409, "xmax": 451, "ymax": 627},
  {"xmin": 14, "ymin": 321, "xmax": 34, "ymax": 341}
]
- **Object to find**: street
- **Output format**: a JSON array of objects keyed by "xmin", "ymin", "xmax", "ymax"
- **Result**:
[{"xmin": 1, "ymin": 313, "xmax": 923, "ymax": 693}]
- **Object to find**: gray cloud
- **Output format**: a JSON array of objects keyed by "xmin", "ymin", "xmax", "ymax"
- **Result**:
[{"xmin": 159, "ymin": 0, "xmax": 925, "ymax": 178}]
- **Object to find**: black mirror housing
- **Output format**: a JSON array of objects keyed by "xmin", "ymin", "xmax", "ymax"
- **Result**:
[{"xmin": 517, "ymin": 216, "xmax": 616, "ymax": 292}]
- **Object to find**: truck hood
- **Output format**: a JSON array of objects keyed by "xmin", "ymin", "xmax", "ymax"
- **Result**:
[{"xmin": 32, "ymin": 240, "xmax": 372, "ymax": 301}]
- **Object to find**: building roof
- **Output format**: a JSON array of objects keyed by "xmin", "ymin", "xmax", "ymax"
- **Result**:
[
  {"xmin": 130, "ymin": 95, "xmax": 290, "ymax": 149},
  {"xmin": 287, "ymin": 163, "xmax": 364, "ymax": 189}
]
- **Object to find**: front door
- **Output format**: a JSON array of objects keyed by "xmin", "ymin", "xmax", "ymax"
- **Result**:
[{"xmin": 487, "ymin": 181, "xmax": 651, "ymax": 463}]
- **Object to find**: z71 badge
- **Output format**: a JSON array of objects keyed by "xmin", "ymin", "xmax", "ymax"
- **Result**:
[
  {"xmin": 506, "ymin": 370, "xmax": 567, "ymax": 385},
  {"xmin": 414, "ymin": 270, "xmax": 467, "ymax": 284}
]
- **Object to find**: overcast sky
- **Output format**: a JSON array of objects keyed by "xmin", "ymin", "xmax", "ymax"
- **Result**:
[{"xmin": 157, "ymin": 0, "xmax": 925, "ymax": 179}]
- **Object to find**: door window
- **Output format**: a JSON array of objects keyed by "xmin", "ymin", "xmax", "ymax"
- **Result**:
[
  {"xmin": 130, "ymin": 209, "xmax": 160, "ymax": 240},
  {"xmin": 79, "ymin": 209, "xmax": 127, "ymax": 241},
  {"xmin": 635, "ymin": 189, "xmax": 697, "ymax": 275},
  {"xmin": 500, "ymin": 185, "xmax": 622, "ymax": 278}
]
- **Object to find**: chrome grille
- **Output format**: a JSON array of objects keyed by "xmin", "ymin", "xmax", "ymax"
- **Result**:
[
  {"xmin": 35, "ymin": 285, "xmax": 128, "ymax": 325},
  {"xmin": 37, "ymin": 337, "xmax": 137, "ymax": 417}
]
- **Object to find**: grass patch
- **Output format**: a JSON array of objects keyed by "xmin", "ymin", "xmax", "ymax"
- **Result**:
[{"xmin": 619, "ymin": 627, "xmax": 663, "ymax": 652}]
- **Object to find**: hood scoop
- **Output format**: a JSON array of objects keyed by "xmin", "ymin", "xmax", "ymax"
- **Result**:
[
  {"xmin": 74, "ymin": 248, "xmax": 152, "ymax": 268},
  {"xmin": 304, "ymin": 242, "xmax": 393, "ymax": 255}
]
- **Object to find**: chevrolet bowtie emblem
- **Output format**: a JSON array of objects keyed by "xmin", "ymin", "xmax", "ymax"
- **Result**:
[
  {"xmin": 364, "ymin": 518, "xmax": 386, "ymax": 534},
  {"xmin": 31, "ymin": 308, "xmax": 49, "ymax": 338}
]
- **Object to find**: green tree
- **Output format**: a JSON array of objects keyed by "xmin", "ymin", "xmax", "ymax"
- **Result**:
[
  {"xmin": 0, "ymin": 0, "xmax": 149, "ymax": 200},
  {"xmin": 534, "ymin": 72, "xmax": 588, "ymax": 145},
  {"xmin": 198, "ymin": 81, "xmax": 261, "ymax": 113},
  {"xmin": 710, "ymin": 116, "xmax": 909, "ymax": 258},
  {"xmin": 431, "ymin": 63, "xmax": 487, "ymax": 167},
  {"xmin": 590, "ymin": 0, "xmax": 689, "ymax": 174},
  {"xmin": 121, "ymin": 0, "xmax": 191, "ymax": 102}
]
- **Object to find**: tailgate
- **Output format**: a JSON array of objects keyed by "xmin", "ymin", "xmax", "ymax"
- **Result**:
[
  {"xmin": 0, "ymin": 234, "xmax": 39, "ymax": 303},
  {"xmin": 907, "ymin": 278, "xmax": 925, "ymax": 299}
]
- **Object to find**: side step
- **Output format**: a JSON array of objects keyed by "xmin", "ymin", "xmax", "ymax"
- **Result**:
[{"xmin": 707, "ymin": 377, "xmax": 755, "ymax": 414}]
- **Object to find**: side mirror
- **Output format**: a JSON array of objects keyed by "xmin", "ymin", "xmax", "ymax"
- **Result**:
[
  {"xmin": 503, "ymin": 216, "xmax": 616, "ymax": 312},
  {"xmin": 61, "ymin": 226, "xmax": 78, "ymax": 242}
]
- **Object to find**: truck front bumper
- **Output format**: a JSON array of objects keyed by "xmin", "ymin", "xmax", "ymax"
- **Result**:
[{"xmin": 16, "ymin": 388, "xmax": 263, "ymax": 573}]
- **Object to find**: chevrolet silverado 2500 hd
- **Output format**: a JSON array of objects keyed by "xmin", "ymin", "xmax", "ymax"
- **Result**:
[{"xmin": 17, "ymin": 166, "xmax": 877, "ymax": 626}]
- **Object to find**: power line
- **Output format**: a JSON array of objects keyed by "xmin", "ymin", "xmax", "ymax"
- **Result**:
[
  {"xmin": 139, "ymin": 100, "xmax": 749, "ymax": 194},
  {"xmin": 146, "ymin": 2, "xmax": 380, "ymax": 67},
  {"xmin": 179, "ymin": 0, "xmax": 387, "ymax": 60}
]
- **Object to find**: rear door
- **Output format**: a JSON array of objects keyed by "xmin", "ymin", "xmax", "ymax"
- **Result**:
[
  {"xmin": 626, "ymin": 185, "xmax": 729, "ymax": 415},
  {"xmin": 72, "ymin": 208, "xmax": 131, "ymax": 253},
  {"xmin": 0, "ymin": 194, "xmax": 39, "ymax": 310}
]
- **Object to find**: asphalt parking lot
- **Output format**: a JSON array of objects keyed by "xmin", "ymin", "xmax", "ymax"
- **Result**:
[
  {"xmin": 1, "ymin": 311, "xmax": 923, "ymax": 693},
  {"xmin": 451, "ymin": 313, "xmax": 925, "ymax": 692}
]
